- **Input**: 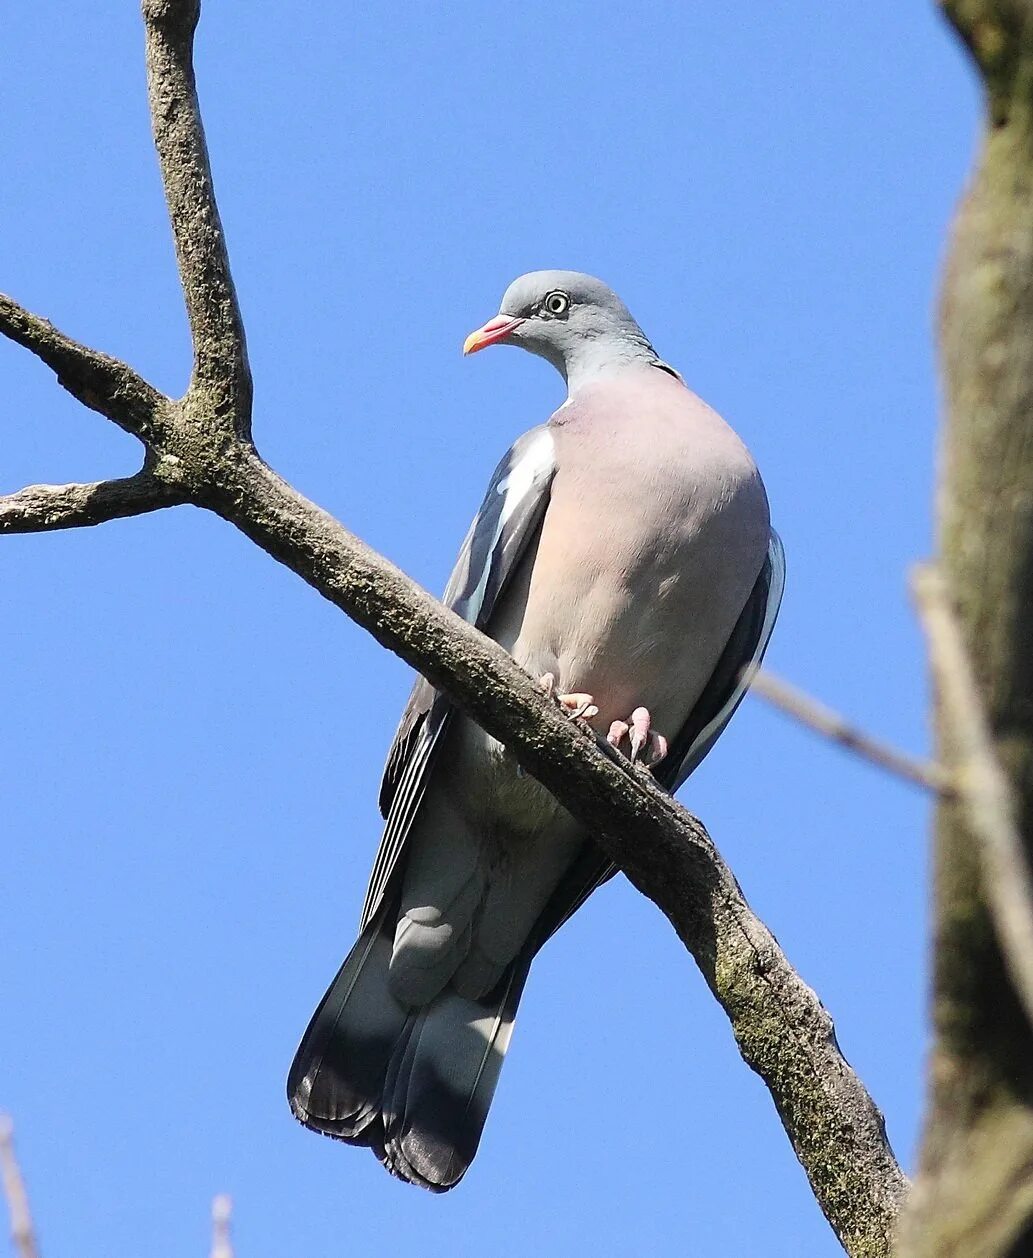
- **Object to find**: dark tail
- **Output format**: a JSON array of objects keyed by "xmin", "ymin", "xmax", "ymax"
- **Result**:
[{"xmin": 288, "ymin": 915, "xmax": 530, "ymax": 1192}]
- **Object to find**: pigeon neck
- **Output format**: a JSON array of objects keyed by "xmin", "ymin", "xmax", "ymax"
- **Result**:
[{"xmin": 561, "ymin": 335, "xmax": 659, "ymax": 395}]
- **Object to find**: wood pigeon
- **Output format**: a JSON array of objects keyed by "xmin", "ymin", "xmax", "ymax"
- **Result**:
[{"xmin": 288, "ymin": 270, "xmax": 784, "ymax": 1191}]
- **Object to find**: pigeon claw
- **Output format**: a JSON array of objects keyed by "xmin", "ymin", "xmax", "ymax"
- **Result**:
[
  {"xmin": 609, "ymin": 706, "xmax": 667, "ymax": 768},
  {"xmin": 539, "ymin": 674, "xmax": 598, "ymax": 721},
  {"xmin": 559, "ymin": 693, "xmax": 599, "ymax": 720}
]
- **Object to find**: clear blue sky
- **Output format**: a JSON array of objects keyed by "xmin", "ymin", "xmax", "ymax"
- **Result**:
[{"xmin": 2, "ymin": 5, "xmax": 978, "ymax": 1255}]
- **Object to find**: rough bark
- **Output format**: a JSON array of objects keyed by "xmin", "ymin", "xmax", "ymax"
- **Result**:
[
  {"xmin": 898, "ymin": 4, "xmax": 1033, "ymax": 1254},
  {"xmin": 0, "ymin": 3, "xmax": 909, "ymax": 1252},
  {"xmin": 0, "ymin": 472, "xmax": 187, "ymax": 533}
]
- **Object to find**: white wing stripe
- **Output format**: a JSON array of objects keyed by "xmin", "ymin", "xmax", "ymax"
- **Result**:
[{"xmin": 464, "ymin": 428, "xmax": 555, "ymax": 626}]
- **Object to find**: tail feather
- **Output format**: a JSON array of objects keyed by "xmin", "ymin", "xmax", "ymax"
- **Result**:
[
  {"xmin": 288, "ymin": 921, "xmax": 408, "ymax": 1139},
  {"xmin": 380, "ymin": 968, "xmax": 527, "ymax": 1190},
  {"xmin": 288, "ymin": 917, "xmax": 530, "ymax": 1191}
]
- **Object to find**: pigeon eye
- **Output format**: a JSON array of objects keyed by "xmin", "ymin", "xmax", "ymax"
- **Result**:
[{"xmin": 542, "ymin": 290, "xmax": 570, "ymax": 317}]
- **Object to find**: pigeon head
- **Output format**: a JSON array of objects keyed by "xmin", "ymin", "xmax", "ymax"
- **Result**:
[{"xmin": 463, "ymin": 270, "xmax": 660, "ymax": 389}]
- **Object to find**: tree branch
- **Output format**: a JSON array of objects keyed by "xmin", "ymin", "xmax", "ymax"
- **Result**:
[
  {"xmin": 143, "ymin": 0, "xmax": 252, "ymax": 429},
  {"xmin": 751, "ymin": 668, "xmax": 952, "ymax": 796},
  {"xmin": 0, "ymin": 4, "xmax": 909, "ymax": 1253},
  {"xmin": 913, "ymin": 565, "xmax": 1033, "ymax": 1036},
  {"xmin": 0, "ymin": 1116, "xmax": 39, "ymax": 1258},
  {"xmin": 0, "ymin": 470, "xmax": 190, "ymax": 534},
  {"xmin": 898, "ymin": 6, "xmax": 1033, "ymax": 1253},
  {"xmin": 941, "ymin": 0, "xmax": 1033, "ymax": 115},
  {"xmin": 0, "ymin": 292, "xmax": 169, "ymax": 444}
]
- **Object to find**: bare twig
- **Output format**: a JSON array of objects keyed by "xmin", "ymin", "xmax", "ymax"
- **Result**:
[
  {"xmin": 752, "ymin": 669, "xmax": 953, "ymax": 795},
  {"xmin": 143, "ymin": 0, "xmax": 252, "ymax": 425},
  {"xmin": 0, "ymin": 471, "xmax": 189, "ymax": 534},
  {"xmin": 0, "ymin": 293, "xmax": 168, "ymax": 443},
  {"xmin": 210, "ymin": 1194, "xmax": 233, "ymax": 1258},
  {"xmin": 913, "ymin": 564, "xmax": 1033, "ymax": 1030},
  {"xmin": 0, "ymin": 1116, "xmax": 39, "ymax": 1258}
]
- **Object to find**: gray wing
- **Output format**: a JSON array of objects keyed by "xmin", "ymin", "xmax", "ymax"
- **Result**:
[
  {"xmin": 360, "ymin": 426, "xmax": 557, "ymax": 930},
  {"xmin": 664, "ymin": 528, "xmax": 786, "ymax": 792},
  {"xmin": 533, "ymin": 529, "xmax": 787, "ymax": 942}
]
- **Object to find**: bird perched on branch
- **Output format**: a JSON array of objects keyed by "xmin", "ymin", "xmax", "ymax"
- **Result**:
[{"xmin": 288, "ymin": 270, "xmax": 784, "ymax": 1191}]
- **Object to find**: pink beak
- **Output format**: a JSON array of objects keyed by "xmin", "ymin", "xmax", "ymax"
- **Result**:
[{"xmin": 462, "ymin": 314, "xmax": 525, "ymax": 356}]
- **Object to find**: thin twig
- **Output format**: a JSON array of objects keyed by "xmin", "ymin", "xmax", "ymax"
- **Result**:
[
  {"xmin": 143, "ymin": 0, "xmax": 252, "ymax": 423},
  {"xmin": 0, "ymin": 471, "xmax": 189, "ymax": 534},
  {"xmin": 751, "ymin": 668, "xmax": 953, "ymax": 795},
  {"xmin": 0, "ymin": 1116, "xmax": 39, "ymax": 1258},
  {"xmin": 913, "ymin": 564, "xmax": 1033, "ymax": 1030},
  {"xmin": 0, "ymin": 293, "xmax": 167, "ymax": 443},
  {"xmin": 210, "ymin": 1194, "xmax": 233, "ymax": 1258}
]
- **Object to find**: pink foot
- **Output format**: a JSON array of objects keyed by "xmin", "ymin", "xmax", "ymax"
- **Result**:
[
  {"xmin": 607, "ymin": 706, "xmax": 668, "ymax": 767},
  {"xmin": 539, "ymin": 672, "xmax": 599, "ymax": 721}
]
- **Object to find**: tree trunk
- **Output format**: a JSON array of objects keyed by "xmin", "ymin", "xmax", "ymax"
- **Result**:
[{"xmin": 900, "ymin": 4, "xmax": 1033, "ymax": 1252}]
